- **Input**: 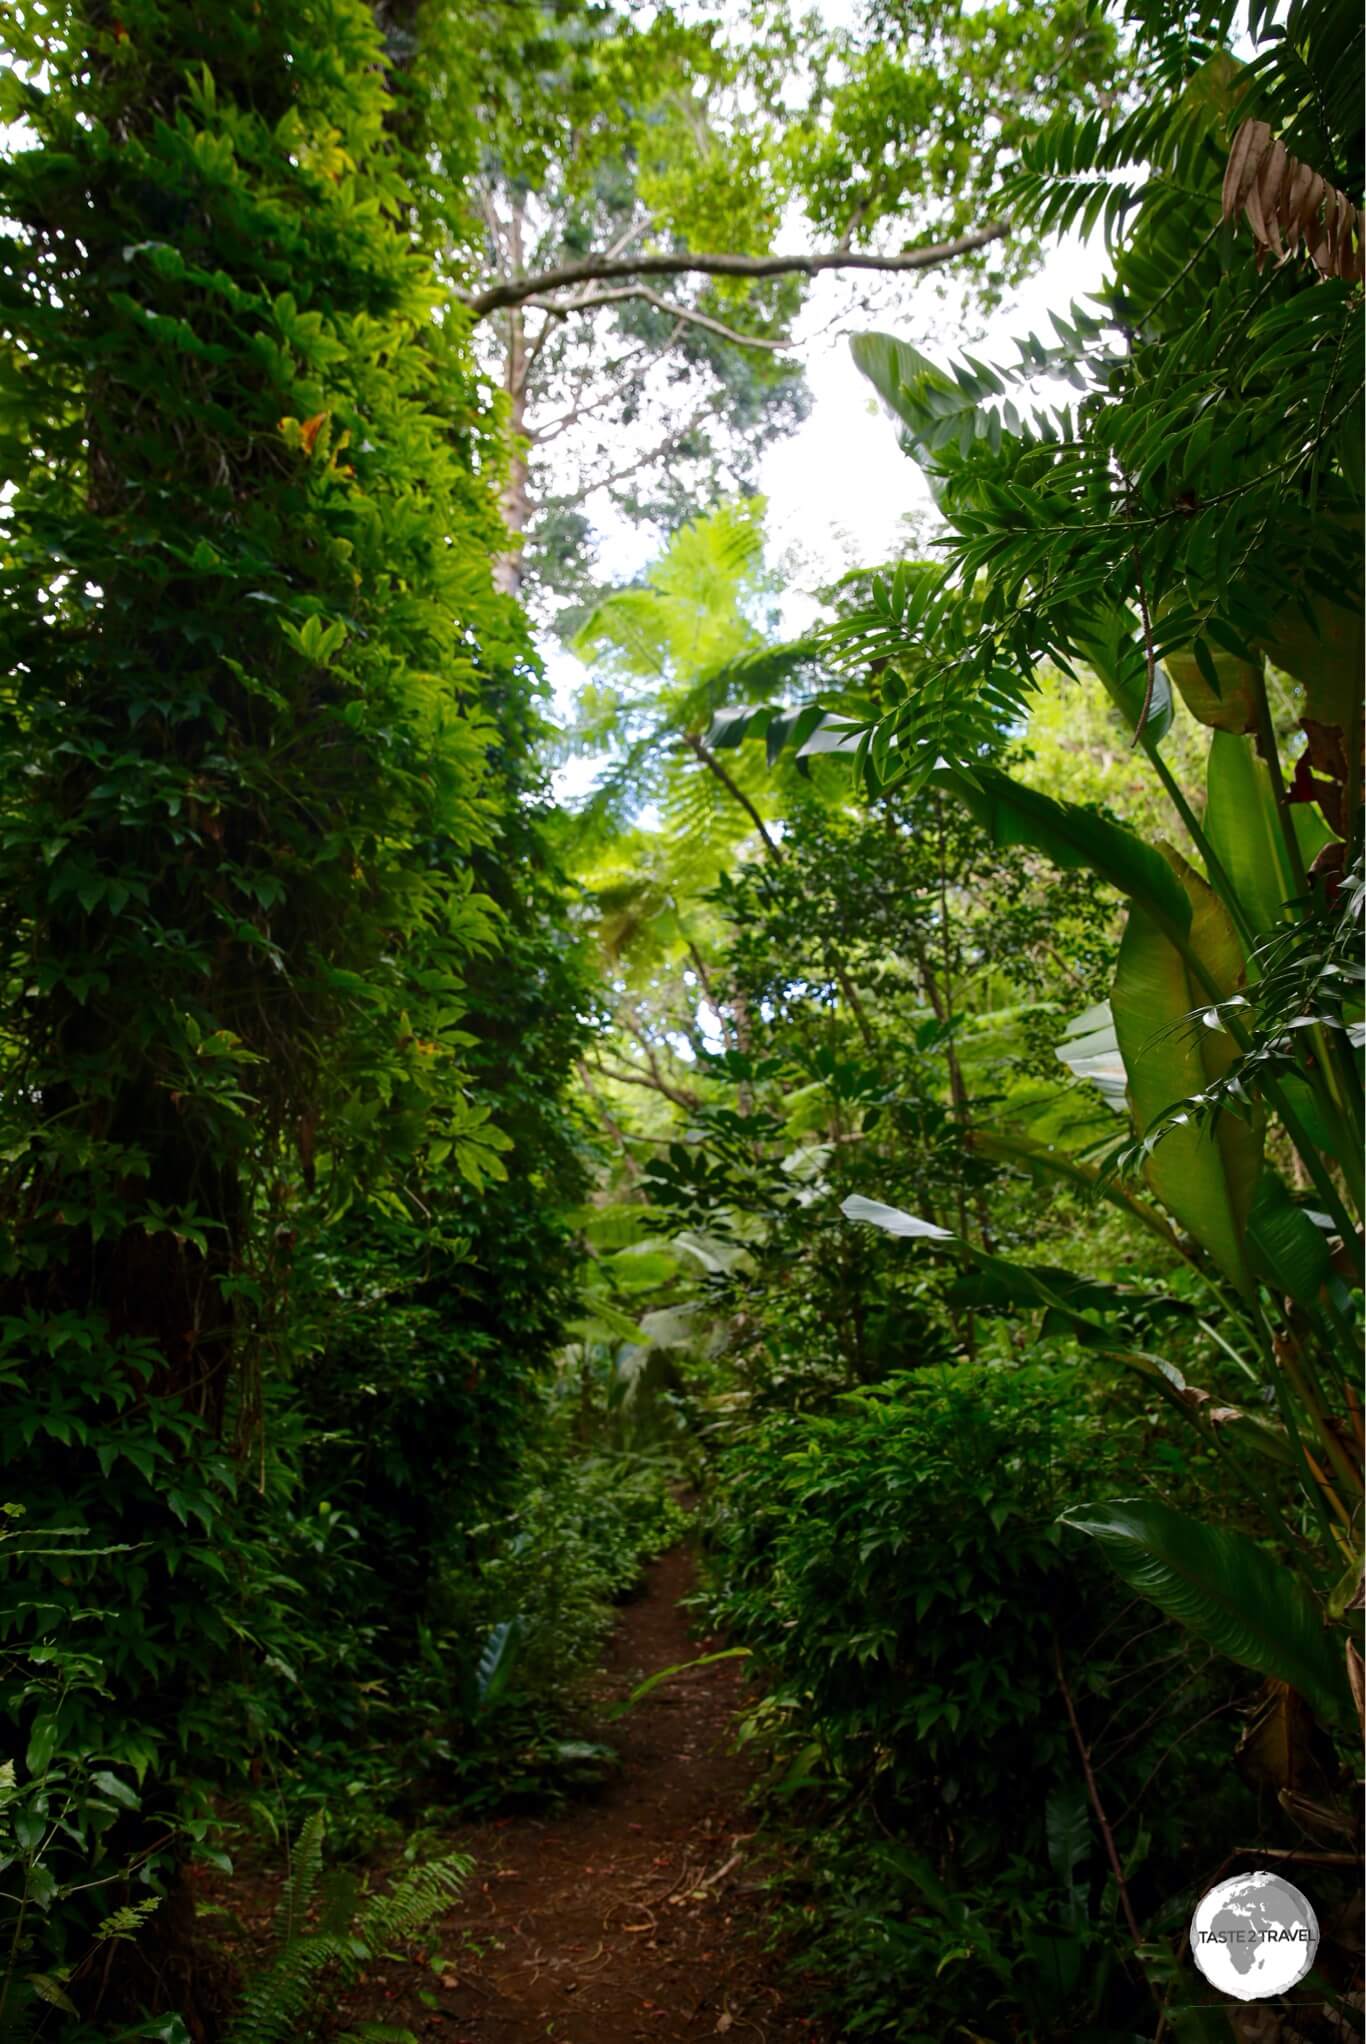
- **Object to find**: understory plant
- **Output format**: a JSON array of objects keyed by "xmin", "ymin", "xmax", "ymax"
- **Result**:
[
  {"xmin": 706, "ymin": 1361, "xmax": 1264, "ymax": 2041},
  {"xmin": 222, "ymin": 1812, "xmax": 469, "ymax": 2044}
]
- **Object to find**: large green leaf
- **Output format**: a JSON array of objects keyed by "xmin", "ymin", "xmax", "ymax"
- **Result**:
[
  {"xmin": 844, "ymin": 1197, "xmax": 1193, "ymax": 1350},
  {"xmin": 1054, "ymin": 1000, "xmax": 1127, "ymax": 1113},
  {"xmin": 948, "ymin": 1259, "xmax": 1195, "ymax": 1330},
  {"xmin": 840, "ymin": 1195, "xmax": 953, "ymax": 1240},
  {"xmin": 1205, "ymin": 731, "xmax": 1333, "ymax": 948},
  {"xmin": 1246, "ymin": 1171, "xmax": 1332, "ymax": 1308},
  {"xmin": 1259, "ymin": 588, "xmax": 1365, "ymax": 730},
  {"xmin": 934, "ymin": 766, "xmax": 1192, "ymax": 952},
  {"xmin": 1162, "ymin": 646, "xmax": 1260, "ymax": 733},
  {"xmin": 849, "ymin": 331, "xmax": 982, "ymax": 496},
  {"xmin": 1061, "ymin": 1499, "xmax": 1351, "ymax": 1725},
  {"xmin": 1070, "ymin": 608, "xmax": 1174, "ymax": 747},
  {"xmin": 1112, "ymin": 855, "xmax": 1262, "ymax": 1295}
]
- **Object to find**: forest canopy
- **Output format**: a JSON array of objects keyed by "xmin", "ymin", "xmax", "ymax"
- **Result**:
[{"xmin": 0, "ymin": 0, "xmax": 1361, "ymax": 2039}]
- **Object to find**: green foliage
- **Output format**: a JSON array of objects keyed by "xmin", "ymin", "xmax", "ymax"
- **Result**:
[
  {"xmin": 1061, "ymin": 1497, "xmax": 1353, "ymax": 1725},
  {"xmin": 223, "ymin": 1811, "xmax": 469, "ymax": 2044},
  {"xmin": 705, "ymin": 1362, "xmax": 1254, "ymax": 2040},
  {"xmin": 0, "ymin": 0, "xmax": 573, "ymax": 2017},
  {"xmin": 710, "ymin": 1368, "xmax": 1113, "ymax": 1820},
  {"xmin": 828, "ymin": 7, "xmax": 1363, "ymax": 791},
  {"xmin": 0, "ymin": 3, "xmax": 1358, "ymax": 2038},
  {"xmin": 710, "ymin": 0, "xmax": 1364, "ymax": 1747},
  {"xmin": 0, "ymin": 1515, "xmax": 168, "ymax": 2037},
  {"xmin": 257, "ymin": 771, "xmax": 592, "ymax": 1835},
  {"xmin": 458, "ymin": 1424, "xmax": 689, "ymax": 1749}
]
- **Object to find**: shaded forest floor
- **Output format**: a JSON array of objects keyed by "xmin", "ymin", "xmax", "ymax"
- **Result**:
[{"xmin": 226, "ymin": 1544, "xmax": 824, "ymax": 2042}]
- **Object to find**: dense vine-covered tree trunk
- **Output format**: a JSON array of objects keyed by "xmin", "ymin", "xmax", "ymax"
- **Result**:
[{"xmin": 0, "ymin": 0, "xmax": 507, "ymax": 2024}]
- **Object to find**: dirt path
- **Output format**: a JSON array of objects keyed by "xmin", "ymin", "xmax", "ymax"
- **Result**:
[{"xmin": 343, "ymin": 1542, "xmax": 820, "ymax": 2043}]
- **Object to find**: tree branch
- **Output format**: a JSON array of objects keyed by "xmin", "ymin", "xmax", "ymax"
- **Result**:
[
  {"xmin": 620, "ymin": 1009, "xmax": 703, "ymax": 1109},
  {"xmin": 463, "ymin": 224, "xmax": 1007, "ymax": 318},
  {"xmin": 526, "ymin": 285, "xmax": 792, "ymax": 352},
  {"xmin": 590, "ymin": 1058, "xmax": 701, "ymax": 1113},
  {"xmin": 532, "ymin": 326, "xmax": 685, "ymax": 444},
  {"xmin": 683, "ymin": 732, "xmax": 785, "ymax": 864},
  {"xmin": 552, "ymin": 401, "xmax": 718, "ymax": 503}
]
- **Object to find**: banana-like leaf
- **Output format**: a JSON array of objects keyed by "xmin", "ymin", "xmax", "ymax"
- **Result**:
[
  {"xmin": 948, "ymin": 1260, "xmax": 1195, "ymax": 1327},
  {"xmin": 849, "ymin": 331, "xmax": 976, "ymax": 498},
  {"xmin": 839, "ymin": 1194, "xmax": 954, "ymax": 1239},
  {"xmin": 475, "ymin": 1618, "xmax": 521, "ymax": 1706},
  {"xmin": 1061, "ymin": 1499, "xmax": 1351, "ymax": 1725},
  {"xmin": 934, "ymin": 766, "xmax": 1192, "ymax": 952},
  {"xmin": 1112, "ymin": 855, "xmax": 1262, "ymax": 1295},
  {"xmin": 1055, "ymin": 1001, "xmax": 1128, "ymax": 1113},
  {"xmin": 844, "ymin": 1197, "xmax": 1193, "ymax": 1347},
  {"xmin": 1163, "ymin": 645, "xmax": 1260, "ymax": 732},
  {"xmin": 1205, "ymin": 731, "xmax": 1333, "ymax": 948},
  {"xmin": 599, "ymin": 1245, "xmax": 680, "ymax": 1292},
  {"xmin": 1246, "ymin": 1171, "xmax": 1331, "ymax": 1306},
  {"xmin": 1259, "ymin": 589, "xmax": 1364, "ymax": 730},
  {"xmin": 563, "ymin": 1300, "xmax": 652, "ymax": 1347},
  {"xmin": 636, "ymin": 1302, "xmax": 704, "ymax": 1350}
]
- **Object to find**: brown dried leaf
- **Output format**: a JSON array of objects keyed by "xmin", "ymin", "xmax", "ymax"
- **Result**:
[
  {"xmin": 1236, "ymin": 1681, "xmax": 1309, "ymax": 1791},
  {"xmin": 1221, "ymin": 119, "xmax": 1272, "ymax": 219},
  {"xmin": 1223, "ymin": 118, "xmax": 1363, "ymax": 283}
]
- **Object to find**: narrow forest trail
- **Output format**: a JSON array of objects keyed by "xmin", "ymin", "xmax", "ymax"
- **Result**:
[{"xmin": 341, "ymin": 1543, "xmax": 823, "ymax": 2044}]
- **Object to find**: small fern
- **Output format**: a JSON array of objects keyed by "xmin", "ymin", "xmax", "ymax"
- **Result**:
[{"xmin": 225, "ymin": 1812, "xmax": 470, "ymax": 2044}]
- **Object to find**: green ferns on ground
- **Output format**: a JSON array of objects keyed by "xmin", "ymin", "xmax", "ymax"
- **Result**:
[{"xmin": 224, "ymin": 1813, "xmax": 469, "ymax": 2044}]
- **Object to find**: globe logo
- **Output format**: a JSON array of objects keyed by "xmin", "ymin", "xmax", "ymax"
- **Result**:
[{"xmin": 1190, "ymin": 1871, "xmax": 1319, "ymax": 2001}]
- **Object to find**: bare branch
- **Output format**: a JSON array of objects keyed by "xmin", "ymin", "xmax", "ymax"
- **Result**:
[
  {"xmin": 590, "ymin": 1058, "xmax": 701, "ymax": 1113},
  {"xmin": 531, "ymin": 320, "xmax": 687, "ymax": 445},
  {"xmin": 526, "ymin": 285, "xmax": 792, "ymax": 352},
  {"xmin": 463, "ymin": 223, "xmax": 1007, "ymax": 318},
  {"xmin": 553, "ymin": 400, "xmax": 719, "ymax": 503}
]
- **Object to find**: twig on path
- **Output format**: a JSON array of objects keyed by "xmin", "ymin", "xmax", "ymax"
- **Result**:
[{"xmin": 695, "ymin": 1848, "xmax": 744, "ymax": 1894}]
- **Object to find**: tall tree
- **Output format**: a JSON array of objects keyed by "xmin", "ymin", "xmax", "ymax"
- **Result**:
[
  {"xmin": 0, "ymin": 0, "xmax": 518, "ymax": 2017},
  {"xmin": 403, "ymin": 0, "xmax": 1119, "ymax": 607}
]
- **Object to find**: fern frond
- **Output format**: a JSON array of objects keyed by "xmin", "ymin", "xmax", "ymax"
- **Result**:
[
  {"xmin": 226, "ymin": 1815, "xmax": 470, "ymax": 2044},
  {"xmin": 275, "ymin": 1807, "xmax": 326, "ymax": 1950},
  {"xmin": 227, "ymin": 1933, "xmax": 348, "ymax": 2044},
  {"xmin": 352, "ymin": 1854, "xmax": 471, "ymax": 1956}
]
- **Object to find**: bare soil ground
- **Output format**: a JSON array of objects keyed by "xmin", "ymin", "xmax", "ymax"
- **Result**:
[{"xmin": 332, "ymin": 1541, "xmax": 823, "ymax": 2043}]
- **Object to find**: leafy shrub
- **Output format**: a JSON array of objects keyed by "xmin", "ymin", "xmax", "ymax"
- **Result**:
[
  {"xmin": 0, "ymin": 0, "xmax": 535, "ymax": 2017},
  {"xmin": 706, "ymin": 1362, "xmax": 1254, "ymax": 2039},
  {"xmin": 393, "ymin": 1416, "xmax": 691, "ymax": 1811},
  {"xmin": 472, "ymin": 1441, "xmax": 689, "ymax": 1693}
]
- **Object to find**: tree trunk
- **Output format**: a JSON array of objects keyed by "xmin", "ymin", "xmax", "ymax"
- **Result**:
[{"xmin": 493, "ymin": 203, "xmax": 532, "ymax": 596}]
